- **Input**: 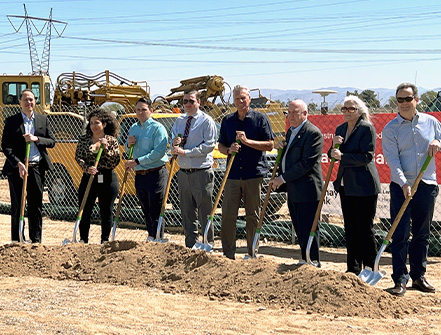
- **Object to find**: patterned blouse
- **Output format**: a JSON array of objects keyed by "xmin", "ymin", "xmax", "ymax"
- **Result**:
[{"xmin": 75, "ymin": 134, "xmax": 120, "ymax": 172}]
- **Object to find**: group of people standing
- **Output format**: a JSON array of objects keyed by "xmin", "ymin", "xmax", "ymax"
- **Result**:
[{"xmin": 2, "ymin": 82, "xmax": 440, "ymax": 297}]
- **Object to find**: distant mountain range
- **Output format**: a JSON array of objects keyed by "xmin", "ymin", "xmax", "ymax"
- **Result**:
[{"xmin": 258, "ymin": 87, "xmax": 441, "ymax": 107}]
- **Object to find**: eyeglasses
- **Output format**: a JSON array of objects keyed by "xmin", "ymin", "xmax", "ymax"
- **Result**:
[
  {"xmin": 341, "ymin": 107, "xmax": 358, "ymax": 113},
  {"xmin": 183, "ymin": 99, "xmax": 197, "ymax": 105},
  {"xmin": 396, "ymin": 96, "xmax": 414, "ymax": 103}
]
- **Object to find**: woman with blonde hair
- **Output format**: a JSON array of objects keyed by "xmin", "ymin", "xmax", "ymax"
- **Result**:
[{"xmin": 328, "ymin": 95, "xmax": 381, "ymax": 275}]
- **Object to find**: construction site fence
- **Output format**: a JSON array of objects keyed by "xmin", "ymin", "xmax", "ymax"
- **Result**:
[{"xmin": 1, "ymin": 98, "xmax": 441, "ymax": 257}]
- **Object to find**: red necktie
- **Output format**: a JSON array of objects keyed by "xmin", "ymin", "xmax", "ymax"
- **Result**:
[{"xmin": 181, "ymin": 116, "xmax": 193, "ymax": 146}]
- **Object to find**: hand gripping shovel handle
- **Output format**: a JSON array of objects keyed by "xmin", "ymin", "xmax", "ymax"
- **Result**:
[
  {"xmin": 18, "ymin": 141, "xmax": 31, "ymax": 243},
  {"xmin": 306, "ymin": 143, "xmax": 340, "ymax": 264},
  {"xmin": 69, "ymin": 144, "xmax": 104, "ymax": 244},
  {"xmin": 384, "ymin": 155, "xmax": 432, "ymax": 243},
  {"xmin": 360, "ymin": 155, "xmax": 433, "ymax": 285},
  {"xmin": 154, "ymin": 134, "xmax": 181, "ymax": 242},
  {"xmin": 211, "ymin": 139, "xmax": 241, "ymax": 214},
  {"xmin": 194, "ymin": 140, "xmax": 240, "ymax": 250},
  {"xmin": 249, "ymin": 147, "xmax": 284, "ymax": 258},
  {"xmin": 111, "ymin": 144, "xmax": 134, "ymax": 241}
]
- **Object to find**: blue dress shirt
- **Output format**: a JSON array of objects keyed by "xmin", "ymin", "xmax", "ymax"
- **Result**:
[
  {"xmin": 127, "ymin": 117, "xmax": 169, "ymax": 170},
  {"xmin": 382, "ymin": 112, "xmax": 441, "ymax": 187}
]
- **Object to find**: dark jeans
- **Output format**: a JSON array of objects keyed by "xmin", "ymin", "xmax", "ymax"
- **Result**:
[
  {"xmin": 339, "ymin": 187, "xmax": 378, "ymax": 274},
  {"xmin": 287, "ymin": 199, "xmax": 320, "ymax": 262},
  {"xmin": 78, "ymin": 170, "xmax": 119, "ymax": 243},
  {"xmin": 135, "ymin": 166, "xmax": 168, "ymax": 238},
  {"xmin": 8, "ymin": 164, "xmax": 45, "ymax": 243},
  {"xmin": 389, "ymin": 181, "xmax": 438, "ymax": 284}
]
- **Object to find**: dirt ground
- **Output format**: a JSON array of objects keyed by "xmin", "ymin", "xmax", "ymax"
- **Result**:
[{"xmin": 0, "ymin": 214, "xmax": 441, "ymax": 334}]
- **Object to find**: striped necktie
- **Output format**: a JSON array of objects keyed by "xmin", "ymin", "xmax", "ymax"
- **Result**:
[{"xmin": 181, "ymin": 115, "xmax": 193, "ymax": 146}]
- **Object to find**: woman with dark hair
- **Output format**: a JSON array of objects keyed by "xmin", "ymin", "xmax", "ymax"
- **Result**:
[
  {"xmin": 75, "ymin": 108, "xmax": 120, "ymax": 243},
  {"xmin": 329, "ymin": 95, "xmax": 381, "ymax": 275}
]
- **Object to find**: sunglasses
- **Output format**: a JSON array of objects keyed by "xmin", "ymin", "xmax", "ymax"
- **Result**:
[
  {"xmin": 183, "ymin": 99, "xmax": 197, "ymax": 105},
  {"xmin": 396, "ymin": 96, "xmax": 414, "ymax": 103},
  {"xmin": 341, "ymin": 107, "xmax": 358, "ymax": 113}
]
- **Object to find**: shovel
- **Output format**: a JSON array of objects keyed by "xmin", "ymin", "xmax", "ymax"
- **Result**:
[
  {"xmin": 152, "ymin": 133, "xmax": 182, "ymax": 243},
  {"xmin": 359, "ymin": 155, "xmax": 432, "ymax": 286},
  {"xmin": 110, "ymin": 144, "xmax": 134, "ymax": 241},
  {"xmin": 18, "ymin": 141, "xmax": 31, "ymax": 243},
  {"xmin": 305, "ymin": 143, "xmax": 340, "ymax": 266},
  {"xmin": 244, "ymin": 146, "xmax": 283, "ymax": 259},
  {"xmin": 62, "ymin": 144, "xmax": 104, "ymax": 245},
  {"xmin": 192, "ymin": 140, "xmax": 240, "ymax": 252}
]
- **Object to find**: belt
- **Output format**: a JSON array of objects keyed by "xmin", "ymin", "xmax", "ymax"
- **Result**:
[
  {"xmin": 180, "ymin": 167, "xmax": 211, "ymax": 173},
  {"xmin": 135, "ymin": 165, "xmax": 164, "ymax": 175},
  {"xmin": 28, "ymin": 162, "xmax": 40, "ymax": 168}
]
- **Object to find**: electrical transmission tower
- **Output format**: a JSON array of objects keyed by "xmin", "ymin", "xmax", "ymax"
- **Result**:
[{"xmin": 7, "ymin": 4, "xmax": 67, "ymax": 76}]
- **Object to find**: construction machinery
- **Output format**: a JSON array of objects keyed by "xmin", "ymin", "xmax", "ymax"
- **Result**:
[{"xmin": 53, "ymin": 70, "xmax": 150, "ymax": 112}]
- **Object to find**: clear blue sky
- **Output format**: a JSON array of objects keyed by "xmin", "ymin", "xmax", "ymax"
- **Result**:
[{"xmin": 1, "ymin": 0, "xmax": 441, "ymax": 96}]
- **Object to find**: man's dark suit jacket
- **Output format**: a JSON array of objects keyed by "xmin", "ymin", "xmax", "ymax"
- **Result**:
[
  {"xmin": 2, "ymin": 112, "xmax": 55, "ymax": 176},
  {"xmin": 328, "ymin": 117, "xmax": 380, "ymax": 196},
  {"xmin": 280, "ymin": 120, "xmax": 324, "ymax": 203}
]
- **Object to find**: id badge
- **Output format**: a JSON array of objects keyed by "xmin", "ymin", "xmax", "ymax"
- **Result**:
[{"xmin": 97, "ymin": 174, "xmax": 104, "ymax": 183}]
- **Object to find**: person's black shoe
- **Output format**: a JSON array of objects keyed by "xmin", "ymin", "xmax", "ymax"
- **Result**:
[
  {"xmin": 412, "ymin": 276, "xmax": 436, "ymax": 293},
  {"xmin": 389, "ymin": 283, "xmax": 406, "ymax": 297}
]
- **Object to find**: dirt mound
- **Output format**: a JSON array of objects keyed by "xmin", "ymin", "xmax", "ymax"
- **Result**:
[{"xmin": 0, "ymin": 241, "xmax": 418, "ymax": 318}]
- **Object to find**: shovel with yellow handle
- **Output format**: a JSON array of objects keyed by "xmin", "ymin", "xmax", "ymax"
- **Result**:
[
  {"xmin": 192, "ymin": 140, "xmax": 241, "ymax": 252},
  {"xmin": 153, "ymin": 133, "xmax": 182, "ymax": 243},
  {"xmin": 244, "ymin": 146, "xmax": 284, "ymax": 260},
  {"xmin": 305, "ymin": 143, "xmax": 340, "ymax": 266},
  {"xmin": 18, "ymin": 141, "xmax": 31, "ymax": 243},
  {"xmin": 110, "ymin": 144, "xmax": 134, "ymax": 241},
  {"xmin": 62, "ymin": 144, "xmax": 104, "ymax": 245},
  {"xmin": 359, "ymin": 155, "xmax": 432, "ymax": 286}
]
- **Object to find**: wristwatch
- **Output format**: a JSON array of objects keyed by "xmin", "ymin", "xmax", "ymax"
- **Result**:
[{"xmin": 134, "ymin": 158, "xmax": 140, "ymax": 165}]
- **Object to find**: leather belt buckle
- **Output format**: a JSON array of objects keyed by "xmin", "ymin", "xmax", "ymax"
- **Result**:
[
  {"xmin": 136, "ymin": 165, "xmax": 164, "ymax": 175},
  {"xmin": 180, "ymin": 167, "xmax": 210, "ymax": 173}
]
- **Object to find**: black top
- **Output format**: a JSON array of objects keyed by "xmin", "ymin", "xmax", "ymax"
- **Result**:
[
  {"xmin": 218, "ymin": 109, "xmax": 274, "ymax": 180},
  {"xmin": 1, "ymin": 112, "xmax": 55, "ymax": 176},
  {"xmin": 328, "ymin": 117, "xmax": 381, "ymax": 196}
]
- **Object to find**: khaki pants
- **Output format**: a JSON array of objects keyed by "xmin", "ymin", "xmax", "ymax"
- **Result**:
[{"xmin": 221, "ymin": 177, "xmax": 262, "ymax": 258}]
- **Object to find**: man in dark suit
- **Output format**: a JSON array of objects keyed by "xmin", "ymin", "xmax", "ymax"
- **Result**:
[
  {"xmin": 270, "ymin": 99, "xmax": 323, "ymax": 264},
  {"xmin": 1, "ymin": 89, "xmax": 55, "ymax": 243}
]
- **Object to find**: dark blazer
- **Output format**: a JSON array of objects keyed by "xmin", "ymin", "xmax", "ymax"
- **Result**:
[
  {"xmin": 2, "ymin": 112, "xmax": 55, "ymax": 176},
  {"xmin": 280, "ymin": 120, "xmax": 323, "ymax": 202},
  {"xmin": 328, "ymin": 117, "xmax": 380, "ymax": 196}
]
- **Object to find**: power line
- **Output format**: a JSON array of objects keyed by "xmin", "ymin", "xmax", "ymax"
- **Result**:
[{"xmin": 60, "ymin": 35, "xmax": 441, "ymax": 55}]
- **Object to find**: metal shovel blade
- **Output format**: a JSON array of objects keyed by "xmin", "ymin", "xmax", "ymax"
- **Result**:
[
  {"xmin": 153, "ymin": 216, "xmax": 169, "ymax": 243},
  {"xmin": 358, "ymin": 267, "xmax": 387, "ymax": 286},
  {"xmin": 192, "ymin": 219, "xmax": 213, "ymax": 252},
  {"xmin": 61, "ymin": 238, "xmax": 72, "ymax": 246},
  {"xmin": 153, "ymin": 237, "xmax": 169, "ymax": 243},
  {"xmin": 305, "ymin": 234, "xmax": 320, "ymax": 267},
  {"xmin": 244, "ymin": 254, "xmax": 264, "ymax": 260},
  {"xmin": 110, "ymin": 218, "xmax": 118, "ymax": 242},
  {"xmin": 62, "ymin": 219, "xmax": 80, "ymax": 245},
  {"xmin": 192, "ymin": 240, "xmax": 213, "ymax": 252},
  {"xmin": 19, "ymin": 218, "xmax": 25, "ymax": 243},
  {"xmin": 358, "ymin": 243, "xmax": 388, "ymax": 285},
  {"xmin": 244, "ymin": 232, "xmax": 260, "ymax": 260}
]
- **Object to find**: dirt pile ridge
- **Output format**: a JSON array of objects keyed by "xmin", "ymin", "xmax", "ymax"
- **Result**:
[{"xmin": 0, "ymin": 241, "xmax": 424, "ymax": 318}]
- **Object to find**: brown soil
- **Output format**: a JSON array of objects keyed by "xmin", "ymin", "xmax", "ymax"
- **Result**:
[{"xmin": 0, "ymin": 215, "xmax": 441, "ymax": 334}]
